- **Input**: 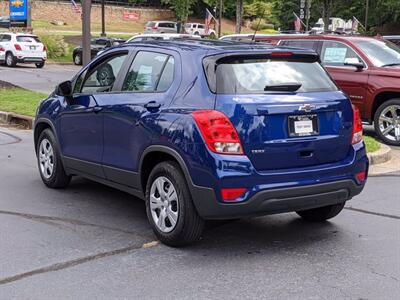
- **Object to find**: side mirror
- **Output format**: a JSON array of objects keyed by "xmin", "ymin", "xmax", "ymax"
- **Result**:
[
  {"xmin": 56, "ymin": 80, "xmax": 72, "ymax": 97},
  {"xmin": 344, "ymin": 57, "xmax": 365, "ymax": 69}
]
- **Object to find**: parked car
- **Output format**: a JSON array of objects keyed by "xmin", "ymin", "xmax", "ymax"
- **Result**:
[
  {"xmin": 256, "ymin": 34, "xmax": 400, "ymax": 145},
  {"xmin": 34, "ymin": 40, "xmax": 368, "ymax": 246},
  {"xmin": 144, "ymin": 21, "xmax": 177, "ymax": 34},
  {"xmin": 72, "ymin": 37, "xmax": 125, "ymax": 65},
  {"xmin": 0, "ymin": 33, "xmax": 46, "ymax": 68},
  {"xmin": 184, "ymin": 23, "xmax": 216, "ymax": 37},
  {"xmin": 127, "ymin": 33, "xmax": 201, "ymax": 42},
  {"xmin": 384, "ymin": 35, "xmax": 400, "ymax": 47},
  {"xmin": 0, "ymin": 16, "xmax": 10, "ymax": 28},
  {"xmin": 219, "ymin": 33, "xmax": 308, "ymax": 42}
]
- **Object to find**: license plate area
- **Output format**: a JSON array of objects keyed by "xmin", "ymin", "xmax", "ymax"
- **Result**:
[
  {"xmin": 288, "ymin": 114, "xmax": 319, "ymax": 137},
  {"xmin": 30, "ymin": 46, "xmax": 36, "ymax": 50}
]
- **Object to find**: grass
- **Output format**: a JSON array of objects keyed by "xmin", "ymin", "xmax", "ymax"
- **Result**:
[
  {"xmin": 364, "ymin": 136, "xmax": 381, "ymax": 153},
  {"xmin": 0, "ymin": 88, "xmax": 47, "ymax": 117}
]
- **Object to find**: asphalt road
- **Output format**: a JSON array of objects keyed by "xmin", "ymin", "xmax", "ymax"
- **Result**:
[
  {"xmin": 0, "ymin": 127, "xmax": 399, "ymax": 299},
  {"xmin": 0, "ymin": 64, "xmax": 81, "ymax": 94}
]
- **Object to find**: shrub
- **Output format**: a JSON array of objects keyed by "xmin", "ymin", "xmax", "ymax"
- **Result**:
[
  {"xmin": 39, "ymin": 35, "xmax": 68, "ymax": 59},
  {"xmin": 250, "ymin": 19, "xmax": 275, "ymax": 31}
]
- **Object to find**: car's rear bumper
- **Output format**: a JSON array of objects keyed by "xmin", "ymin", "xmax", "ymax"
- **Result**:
[
  {"xmin": 16, "ymin": 57, "xmax": 46, "ymax": 63},
  {"xmin": 187, "ymin": 142, "xmax": 368, "ymax": 220},
  {"xmin": 190, "ymin": 179, "xmax": 364, "ymax": 219}
]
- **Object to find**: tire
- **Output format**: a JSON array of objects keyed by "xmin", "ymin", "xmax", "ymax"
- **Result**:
[
  {"xmin": 145, "ymin": 161, "xmax": 204, "ymax": 247},
  {"xmin": 36, "ymin": 129, "xmax": 71, "ymax": 189},
  {"xmin": 73, "ymin": 53, "xmax": 82, "ymax": 65},
  {"xmin": 296, "ymin": 202, "xmax": 345, "ymax": 222},
  {"xmin": 35, "ymin": 62, "xmax": 45, "ymax": 68},
  {"xmin": 5, "ymin": 52, "xmax": 16, "ymax": 67},
  {"xmin": 374, "ymin": 99, "xmax": 400, "ymax": 146}
]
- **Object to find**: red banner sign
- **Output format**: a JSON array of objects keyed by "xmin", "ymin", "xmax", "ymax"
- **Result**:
[{"xmin": 123, "ymin": 12, "xmax": 140, "ymax": 21}]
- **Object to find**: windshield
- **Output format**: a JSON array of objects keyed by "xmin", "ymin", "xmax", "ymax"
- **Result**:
[
  {"xmin": 17, "ymin": 36, "xmax": 41, "ymax": 43},
  {"xmin": 215, "ymin": 59, "xmax": 338, "ymax": 94},
  {"xmin": 354, "ymin": 39, "xmax": 400, "ymax": 67}
]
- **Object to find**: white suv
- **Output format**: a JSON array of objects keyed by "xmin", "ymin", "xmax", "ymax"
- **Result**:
[
  {"xmin": 0, "ymin": 33, "xmax": 47, "ymax": 68},
  {"xmin": 184, "ymin": 23, "xmax": 216, "ymax": 37}
]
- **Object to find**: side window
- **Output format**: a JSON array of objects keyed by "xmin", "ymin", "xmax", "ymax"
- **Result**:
[
  {"xmin": 198, "ymin": 24, "xmax": 205, "ymax": 29},
  {"xmin": 280, "ymin": 40, "xmax": 316, "ymax": 50},
  {"xmin": 73, "ymin": 69, "xmax": 88, "ymax": 94},
  {"xmin": 1, "ymin": 35, "xmax": 11, "ymax": 42},
  {"xmin": 80, "ymin": 53, "xmax": 128, "ymax": 94},
  {"xmin": 158, "ymin": 23, "xmax": 166, "ymax": 28},
  {"xmin": 122, "ymin": 51, "xmax": 174, "ymax": 92},
  {"xmin": 321, "ymin": 41, "xmax": 361, "ymax": 67},
  {"xmin": 156, "ymin": 56, "xmax": 175, "ymax": 92}
]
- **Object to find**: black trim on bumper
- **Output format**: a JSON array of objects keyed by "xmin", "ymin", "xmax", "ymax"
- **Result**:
[
  {"xmin": 17, "ymin": 58, "xmax": 45, "ymax": 63},
  {"xmin": 190, "ymin": 180, "xmax": 364, "ymax": 220}
]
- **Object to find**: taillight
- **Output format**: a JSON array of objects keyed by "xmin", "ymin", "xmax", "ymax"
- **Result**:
[
  {"xmin": 352, "ymin": 104, "xmax": 363, "ymax": 144},
  {"xmin": 271, "ymin": 51, "xmax": 293, "ymax": 57},
  {"xmin": 152, "ymin": 26, "xmax": 158, "ymax": 30},
  {"xmin": 221, "ymin": 188, "xmax": 247, "ymax": 202},
  {"xmin": 0, "ymin": 46, "xmax": 4, "ymax": 52},
  {"xmin": 14, "ymin": 44, "xmax": 22, "ymax": 51},
  {"xmin": 192, "ymin": 110, "xmax": 244, "ymax": 155},
  {"xmin": 43, "ymin": 45, "xmax": 47, "ymax": 52}
]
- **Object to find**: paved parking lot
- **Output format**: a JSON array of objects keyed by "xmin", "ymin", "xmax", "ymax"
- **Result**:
[
  {"xmin": 0, "ymin": 64, "xmax": 80, "ymax": 94},
  {"xmin": 0, "ymin": 127, "xmax": 399, "ymax": 299}
]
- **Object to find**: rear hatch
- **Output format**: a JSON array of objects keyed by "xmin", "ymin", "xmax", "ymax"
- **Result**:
[
  {"xmin": 205, "ymin": 51, "xmax": 353, "ymax": 171},
  {"xmin": 16, "ymin": 35, "xmax": 45, "ymax": 57}
]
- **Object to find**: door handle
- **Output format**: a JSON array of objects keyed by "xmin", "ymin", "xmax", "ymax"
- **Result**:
[{"xmin": 144, "ymin": 101, "xmax": 161, "ymax": 110}]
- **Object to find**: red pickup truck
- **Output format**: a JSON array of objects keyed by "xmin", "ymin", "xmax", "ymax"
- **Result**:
[{"xmin": 256, "ymin": 35, "xmax": 400, "ymax": 146}]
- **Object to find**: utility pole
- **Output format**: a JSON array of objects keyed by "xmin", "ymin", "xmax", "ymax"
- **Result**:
[
  {"xmin": 364, "ymin": 0, "xmax": 369, "ymax": 32},
  {"xmin": 218, "ymin": 0, "xmax": 223, "ymax": 38},
  {"xmin": 101, "ymin": 0, "xmax": 106, "ymax": 37},
  {"xmin": 82, "ymin": 0, "xmax": 92, "ymax": 66}
]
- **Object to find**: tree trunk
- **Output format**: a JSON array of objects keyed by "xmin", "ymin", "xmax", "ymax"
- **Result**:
[{"xmin": 235, "ymin": 0, "xmax": 244, "ymax": 34}]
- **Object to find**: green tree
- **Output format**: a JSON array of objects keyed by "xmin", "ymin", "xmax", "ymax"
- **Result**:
[{"xmin": 161, "ymin": 0, "xmax": 196, "ymax": 23}]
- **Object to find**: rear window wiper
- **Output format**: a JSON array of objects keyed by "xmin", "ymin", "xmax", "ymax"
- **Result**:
[
  {"xmin": 264, "ymin": 83, "xmax": 302, "ymax": 92},
  {"xmin": 381, "ymin": 63, "xmax": 400, "ymax": 67}
]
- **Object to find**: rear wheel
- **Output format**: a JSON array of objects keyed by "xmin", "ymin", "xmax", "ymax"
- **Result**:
[
  {"xmin": 5, "ymin": 52, "xmax": 16, "ymax": 67},
  {"xmin": 73, "ymin": 53, "xmax": 82, "ymax": 65},
  {"xmin": 296, "ymin": 202, "xmax": 345, "ymax": 222},
  {"xmin": 145, "ymin": 161, "xmax": 204, "ymax": 247},
  {"xmin": 36, "ymin": 129, "xmax": 71, "ymax": 188},
  {"xmin": 35, "ymin": 62, "xmax": 45, "ymax": 68},
  {"xmin": 374, "ymin": 99, "xmax": 400, "ymax": 146}
]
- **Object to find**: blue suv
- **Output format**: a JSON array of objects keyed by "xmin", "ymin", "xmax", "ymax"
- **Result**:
[{"xmin": 34, "ymin": 40, "xmax": 368, "ymax": 246}]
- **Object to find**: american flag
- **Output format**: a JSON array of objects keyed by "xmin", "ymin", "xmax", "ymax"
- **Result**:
[
  {"xmin": 205, "ymin": 8, "xmax": 214, "ymax": 35},
  {"xmin": 352, "ymin": 16, "xmax": 359, "ymax": 33},
  {"xmin": 294, "ymin": 13, "xmax": 302, "ymax": 32},
  {"xmin": 71, "ymin": 0, "xmax": 82, "ymax": 14}
]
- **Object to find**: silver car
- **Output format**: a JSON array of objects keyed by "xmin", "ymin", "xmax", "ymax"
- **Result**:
[{"xmin": 144, "ymin": 21, "xmax": 178, "ymax": 34}]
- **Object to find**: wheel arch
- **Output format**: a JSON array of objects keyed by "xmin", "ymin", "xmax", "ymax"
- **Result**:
[
  {"xmin": 371, "ymin": 91, "xmax": 400, "ymax": 120},
  {"xmin": 34, "ymin": 119, "xmax": 57, "ymax": 153},
  {"xmin": 139, "ymin": 145, "xmax": 193, "ymax": 194}
]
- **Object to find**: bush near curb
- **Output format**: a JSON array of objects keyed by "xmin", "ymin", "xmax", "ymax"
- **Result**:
[{"xmin": 39, "ymin": 34, "xmax": 69, "ymax": 59}]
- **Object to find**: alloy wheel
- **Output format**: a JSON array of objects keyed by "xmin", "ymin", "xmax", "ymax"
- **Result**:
[
  {"xmin": 378, "ymin": 104, "xmax": 400, "ymax": 142},
  {"xmin": 149, "ymin": 176, "xmax": 179, "ymax": 233},
  {"xmin": 38, "ymin": 138, "xmax": 55, "ymax": 179}
]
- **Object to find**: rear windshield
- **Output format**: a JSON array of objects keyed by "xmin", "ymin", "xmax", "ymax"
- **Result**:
[
  {"xmin": 16, "ymin": 35, "xmax": 41, "ymax": 43},
  {"xmin": 214, "ymin": 59, "xmax": 338, "ymax": 94},
  {"xmin": 145, "ymin": 22, "xmax": 156, "ymax": 27}
]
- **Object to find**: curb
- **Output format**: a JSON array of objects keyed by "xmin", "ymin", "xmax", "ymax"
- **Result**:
[
  {"xmin": 367, "ymin": 143, "xmax": 392, "ymax": 165},
  {"xmin": 0, "ymin": 111, "xmax": 34, "ymax": 129}
]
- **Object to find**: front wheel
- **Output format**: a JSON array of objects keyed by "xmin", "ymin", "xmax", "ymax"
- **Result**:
[
  {"xmin": 36, "ymin": 129, "xmax": 71, "ymax": 188},
  {"xmin": 296, "ymin": 202, "xmax": 345, "ymax": 222},
  {"xmin": 374, "ymin": 99, "xmax": 400, "ymax": 146},
  {"xmin": 73, "ymin": 53, "xmax": 82, "ymax": 65},
  {"xmin": 145, "ymin": 161, "xmax": 204, "ymax": 247}
]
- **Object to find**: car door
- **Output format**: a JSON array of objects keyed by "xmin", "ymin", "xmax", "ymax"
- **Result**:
[
  {"xmin": 59, "ymin": 51, "xmax": 130, "ymax": 178},
  {"xmin": 319, "ymin": 40, "xmax": 369, "ymax": 115},
  {"xmin": 100, "ymin": 49, "xmax": 179, "ymax": 189}
]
